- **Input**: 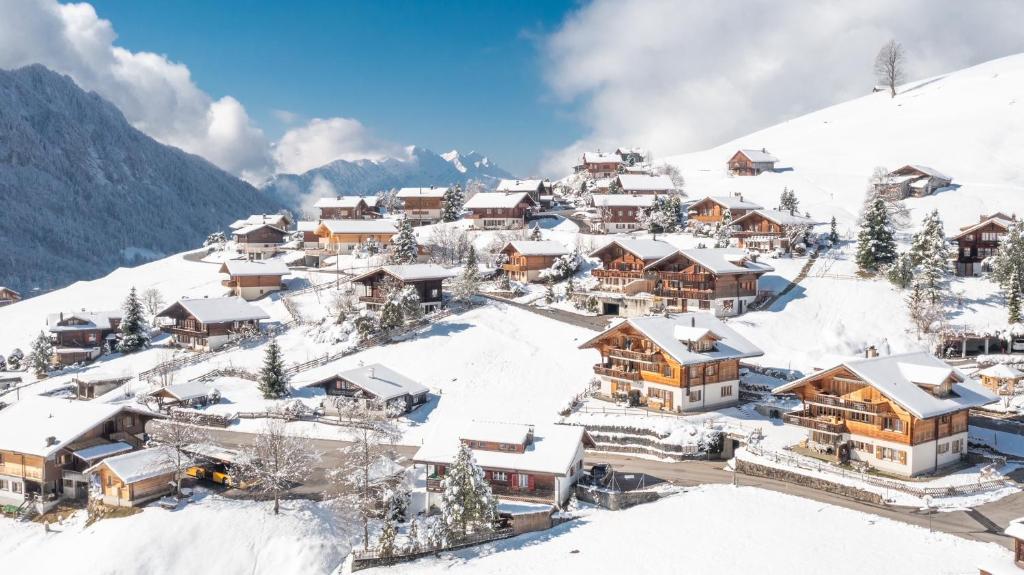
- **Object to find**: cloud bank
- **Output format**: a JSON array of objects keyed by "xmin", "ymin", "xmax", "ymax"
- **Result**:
[
  {"xmin": 272, "ymin": 117, "xmax": 397, "ymax": 175},
  {"xmin": 541, "ymin": 0, "xmax": 1024, "ymax": 174}
]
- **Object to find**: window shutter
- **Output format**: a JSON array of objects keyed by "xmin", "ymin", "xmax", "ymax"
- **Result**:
[{"xmin": 875, "ymin": 446, "xmax": 883, "ymax": 459}]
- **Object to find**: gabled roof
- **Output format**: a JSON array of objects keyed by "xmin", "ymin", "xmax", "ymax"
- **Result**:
[
  {"xmin": 950, "ymin": 215, "xmax": 1013, "ymax": 240},
  {"xmin": 229, "ymin": 214, "xmax": 290, "ymax": 230},
  {"xmin": 85, "ymin": 446, "xmax": 178, "ymax": 484},
  {"xmin": 588, "ymin": 239, "xmax": 677, "ymax": 263},
  {"xmin": 350, "ymin": 263, "xmax": 457, "ymax": 284},
  {"xmin": 462, "ymin": 421, "xmax": 533, "ymax": 445},
  {"xmin": 318, "ymin": 219, "xmax": 398, "ymax": 235},
  {"xmin": 219, "ymin": 260, "xmax": 290, "ymax": 277},
  {"xmin": 232, "ymin": 223, "xmax": 287, "ymax": 237},
  {"xmin": 414, "ymin": 423, "xmax": 591, "ymax": 476},
  {"xmin": 731, "ymin": 209, "xmax": 820, "ymax": 227},
  {"xmin": 397, "ymin": 186, "xmax": 448, "ymax": 198},
  {"xmin": 314, "ymin": 196, "xmax": 367, "ymax": 209},
  {"xmin": 891, "ymin": 164, "xmax": 950, "ymax": 181},
  {"xmin": 501, "ymin": 241, "xmax": 570, "ymax": 257},
  {"xmin": 72, "ymin": 441, "xmax": 133, "ymax": 463},
  {"xmin": 579, "ymin": 313, "xmax": 763, "ymax": 366},
  {"xmin": 646, "ymin": 248, "xmax": 775, "ymax": 275},
  {"xmin": 0, "ymin": 397, "xmax": 154, "ymax": 458},
  {"xmin": 464, "ymin": 191, "xmax": 536, "ymax": 210},
  {"xmin": 158, "ymin": 297, "xmax": 270, "ymax": 324},
  {"xmin": 304, "ymin": 363, "xmax": 428, "ymax": 402},
  {"xmin": 734, "ymin": 149, "xmax": 779, "ymax": 163},
  {"xmin": 46, "ymin": 310, "xmax": 121, "ymax": 332},
  {"xmin": 153, "ymin": 382, "xmax": 216, "ymax": 401},
  {"xmin": 496, "ymin": 179, "xmax": 544, "ymax": 193},
  {"xmin": 978, "ymin": 364, "xmax": 1024, "ymax": 379},
  {"xmin": 616, "ymin": 174, "xmax": 674, "ymax": 191},
  {"xmin": 0, "ymin": 286, "xmax": 21, "ymax": 298},
  {"xmin": 591, "ymin": 195, "xmax": 656, "ymax": 208},
  {"xmin": 691, "ymin": 195, "xmax": 764, "ymax": 211},
  {"xmin": 296, "ymin": 220, "xmax": 318, "ymax": 233},
  {"xmin": 773, "ymin": 351, "xmax": 998, "ymax": 419},
  {"xmin": 582, "ymin": 152, "xmax": 622, "ymax": 164}
]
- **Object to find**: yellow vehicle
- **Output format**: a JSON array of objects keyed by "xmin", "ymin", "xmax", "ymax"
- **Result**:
[{"xmin": 185, "ymin": 465, "xmax": 251, "ymax": 489}]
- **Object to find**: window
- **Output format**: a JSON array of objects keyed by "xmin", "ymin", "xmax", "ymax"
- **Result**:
[
  {"xmin": 848, "ymin": 411, "xmax": 871, "ymax": 423},
  {"xmin": 491, "ymin": 471, "xmax": 508, "ymax": 482},
  {"xmin": 875, "ymin": 446, "xmax": 906, "ymax": 463},
  {"xmin": 518, "ymin": 474, "xmax": 529, "ymax": 488},
  {"xmin": 499, "ymin": 443, "xmax": 511, "ymax": 451},
  {"xmin": 662, "ymin": 364, "xmax": 673, "ymax": 377},
  {"xmin": 12, "ymin": 482, "xmax": 22, "ymax": 494},
  {"xmin": 962, "ymin": 247, "xmax": 971, "ymax": 257},
  {"xmin": 689, "ymin": 389, "xmax": 702, "ymax": 402},
  {"xmin": 952, "ymin": 438, "xmax": 962, "ymax": 453},
  {"xmin": 0, "ymin": 479, "xmax": 7, "ymax": 491},
  {"xmin": 720, "ymin": 385, "xmax": 733, "ymax": 397},
  {"xmin": 699, "ymin": 300, "xmax": 711, "ymax": 310},
  {"xmin": 882, "ymin": 417, "xmax": 904, "ymax": 432},
  {"xmin": 706, "ymin": 364, "xmax": 717, "ymax": 377},
  {"xmin": 851, "ymin": 440, "xmax": 872, "ymax": 452},
  {"xmin": 722, "ymin": 299, "xmax": 734, "ymax": 312}
]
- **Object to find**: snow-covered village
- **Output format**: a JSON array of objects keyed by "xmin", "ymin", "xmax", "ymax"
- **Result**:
[{"xmin": 6, "ymin": 2, "xmax": 1024, "ymax": 574}]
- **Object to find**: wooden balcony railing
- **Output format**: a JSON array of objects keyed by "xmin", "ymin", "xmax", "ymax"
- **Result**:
[
  {"xmin": 656, "ymin": 272, "xmax": 712, "ymax": 283},
  {"xmin": 593, "ymin": 365, "xmax": 641, "ymax": 381},
  {"xmin": 502, "ymin": 264, "xmax": 527, "ymax": 272},
  {"xmin": 360, "ymin": 295, "xmax": 386, "ymax": 304},
  {"xmin": 607, "ymin": 347, "xmax": 658, "ymax": 362},
  {"xmin": 804, "ymin": 393, "xmax": 885, "ymax": 414},
  {"xmin": 592, "ymin": 269, "xmax": 644, "ymax": 279},
  {"xmin": 783, "ymin": 412, "xmax": 845, "ymax": 434}
]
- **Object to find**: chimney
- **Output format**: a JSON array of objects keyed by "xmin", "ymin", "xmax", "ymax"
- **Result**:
[
  {"xmin": 45, "ymin": 435, "xmax": 57, "ymax": 446},
  {"xmin": 526, "ymin": 425, "xmax": 535, "ymax": 446},
  {"xmin": 368, "ymin": 367, "xmax": 376, "ymax": 379},
  {"xmin": 761, "ymin": 147, "xmax": 766, "ymax": 153},
  {"xmin": 691, "ymin": 316, "xmax": 696, "ymax": 327},
  {"xmin": 59, "ymin": 312, "xmax": 64, "ymax": 321},
  {"xmin": 865, "ymin": 345, "xmax": 878, "ymax": 358}
]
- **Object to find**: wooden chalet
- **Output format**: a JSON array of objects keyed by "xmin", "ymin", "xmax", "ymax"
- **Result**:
[
  {"xmin": 46, "ymin": 310, "xmax": 122, "ymax": 366},
  {"xmin": 774, "ymin": 351, "xmax": 997, "ymax": 477},
  {"xmin": 86, "ymin": 447, "xmax": 177, "ymax": 507},
  {"xmin": 294, "ymin": 363, "xmax": 428, "ymax": 415},
  {"xmin": 496, "ymin": 179, "xmax": 545, "ymax": 203},
  {"xmin": 579, "ymin": 313, "xmax": 763, "ymax": 412},
  {"xmin": 876, "ymin": 165, "xmax": 953, "ymax": 200},
  {"xmin": 576, "ymin": 152, "xmax": 623, "ymax": 179},
  {"xmin": 229, "ymin": 213, "xmax": 291, "ymax": 231},
  {"xmin": 232, "ymin": 223, "xmax": 288, "ymax": 259},
  {"xmin": 499, "ymin": 241, "xmax": 570, "ymax": 283},
  {"xmin": 976, "ymin": 364, "xmax": 1024, "ymax": 396},
  {"xmin": 0, "ymin": 396, "xmax": 158, "ymax": 513},
  {"xmin": 148, "ymin": 382, "xmax": 219, "ymax": 408},
  {"xmin": 464, "ymin": 191, "xmax": 537, "ymax": 230},
  {"xmin": 74, "ymin": 371, "xmax": 131, "ymax": 400},
  {"xmin": 731, "ymin": 209, "xmax": 819, "ymax": 252},
  {"xmin": 397, "ymin": 186, "xmax": 448, "ymax": 225},
  {"xmin": 0, "ymin": 286, "xmax": 21, "ymax": 307},
  {"xmin": 951, "ymin": 213, "xmax": 1014, "ymax": 276},
  {"xmin": 350, "ymin": 264, "xmax": 456, "ymax": 313},
  {"xmin": 590, "ymin": 194, "xmax": 656, "ymax": 233},
  {"xmin": 688, "ymin": 195, "xmax": 763, "ymax": 224},
  {"xmin": 587, "ymin": 239, "xmax": 677, "ymax": 308},
  {"xmin": 981, "ymin": 517, "xmax": 1024, "ymax": 574},
  {"xmin": 219, "ymin": 260, "xmax": 289, "ymax": 301},
  {"xmin": 313, "ymin": 196, "xmax": 374, "ymax": 220},
  {"xmin": 643, "ymin": 248, "xmax": 774, "ymax": 316},
  {"xmin": 415, "ymin": 422, "xmax": 594, "ymax": 506},
  {"xmin": 614, "ymin": 174, "xmax": 675, "ymax": 195},
  {"xmin": 727, "ymin": 148, "xmax": 778, "ymax": 176},
  {"xmin": 315, "ymin": 219, "xmax": 398, "ymax": 255},
  {"xmin": 157, "ymin": 296, "xmax": 270, "ymax": 350}
]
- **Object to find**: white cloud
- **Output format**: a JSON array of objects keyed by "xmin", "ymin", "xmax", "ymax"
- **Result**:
[
  {"xmin": 541, "ymin": 0, "xmax": 1024, "ymax": 175},
  {"xmin": 272, "ymin": 117, "xmax": 397, "ymax": 175}
]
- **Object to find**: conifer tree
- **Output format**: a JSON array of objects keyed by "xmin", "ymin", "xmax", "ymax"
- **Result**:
[
  {"xmin": 439, "ymin": 442, "xmax": 498, "ymax": 542},
  {"xmin": 886, "ymin": 252, "xmax": 914, "ymax": 289},
  {"xmin": 529, "ymin": 225, "xmax": 542, "ymax": 241},
  {"xmin": 991, "ymin": 220, "xmax": 1024, "ymax": 291},
  {"xmin": 452, "ymin": 245, "xmax": 481, "ymax": 301},
  {"xmin": 778, "ymin": 187, "xmax": 799, "ymax": 213},
  {"xmin": 406, "ymin": 518, "xmax": 421, "ymax": 553},
  {"xmin": 855, "ymin": 198, "xmax": 897, "ymax": 273},
  {"xmin": 389, "ymin": 216, "xmax": 418, "ymax": 264},
  {"xmin": 715, "ymin": 208, "xmax": 734, "ymax": 248},
  {"xmin": 829, "ymin": 216, "xmax": 840, "ymax": 244},
  {"xmin": 1009, "ymin": 267, "xmax": 1022, "ymax": 324},
  {"xmin": 27, "ymin": 331, "xmax": 53, "ymax": 376},
  {"xmin": 258, "ymin": 338, "xmax": 288, "ymax": 398},
  {"xmin": 909, "ymin": 209, "xmax": 951, "ymax": 304},
  {"xmin": 378, "ymin": 515, "xmax": 397, "ymax": 558},
  {"xmin": 608, "ymin": 178, "xmax": 623, "ymax": 194},
  {"xmin": 117, "ymin": 286, "xmax": 150, "ymax": 353},
  {"xmin": 441, "ymin": 185, "xmax": 465, "ymax": 223},
  {"xmin": 545, "ymin": 283, "xmax": 556, "ymax": 304}
]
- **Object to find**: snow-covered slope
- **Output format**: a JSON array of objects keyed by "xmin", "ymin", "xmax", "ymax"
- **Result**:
[
  {"xmin": 263, "ymin": 146, "xmax": 514, "ymax": 215},
  {"xmin": 667, "ymin": 53, "xmax": 1024, "ymax": 236},
  {"xmin": 0, "ymin": 65, "xmax": 281, "ymax": 295}
]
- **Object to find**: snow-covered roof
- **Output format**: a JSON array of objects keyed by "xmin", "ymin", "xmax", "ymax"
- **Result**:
[
  {"xmin": 396, "ymin": 187, "xmax": 448, "ymax": 198},
  {"xmin": 318, "ymin": 219, "xmax": 398, "ymax": 235},
  {"xmin": 616, "ymin": 174, "xmax": 674, "ymax": 191},
  {"xmin": 774, "ymin": 351, "xmax": 998, "ymax": 419},
  {"xmin": 592, "ymin": 195, "xmax": 656, "ymax": 208},
  {"xmin": 463, "ymin": 421, "xmax": 532, "ymax": 445},
  {"xmin": 1006, "ymin": 518, "xmax": 1024, "ymax": 541},
  {"xmin": 0, "ymin": 286, "xmax": 20, "ymax": 297},
  {"xmin": 314, "ymin": 196, "xmax": 366, "ymax": 209},
  {"xmin": 496, "ymin": 179, "xmax": 544, "ymax": 193},
  {"xmin": 732, "ymin": 209, "xmax": 820, "ymax": 227},
  {"xmin": 155, "ymin": 382, "xmax": 215, "ymax": 401},
  {"xmin": 363, "ymin": 196, "xmax": 379, "ymax": 207},
  {"xmin": 582, "ymin": 152, "xmax": 622, "ymax": 164},
  {"xmin": 950, "ymin": 215, "xmax": 1013, "ymax": 240},
  {"xmin": 414, "ymin": 423, "xmax": 589, "ymax": 476},
  {"xmin": 695, "ymin": 195, "xmax": 764, "ymax": 211},
  {"xmin": 978, "ymin": 364, "xmax": 1024, "ymax": 379},
  {"xmin": 672, "ymin": 326, "xmax": 716, "ymax": 342},
  {"xmin": 229, "ymin": 214, "xmax": 289, "ymax": 230},
  {"xmin": 296, "ymin": 220, "xmax": 318, "ymax": 232},
  {"xmin": 351, "ymin": 263, "xmax": 457, "ymax": 283},
  {"xmin": 581, "ymin": 314, "xmax": 763, "ymax": 366},
  {"xmin": 736, "ymin": 149, "xmax": 779, "ymax": 163},
  {"xmin": 219, "ymin": 260, "xmax": 290, "ymax": 277},
  {"xmin": 647, "ymin": 248, "xmax": 775, "ymax": 275},
  {"xmin": 464, "ymin": 191, "xmax": 535, "ymax": 209},
  {"xmin": 502, "ymin": 241, "xmax": 570, "ymax": 257},
  {"xmin": 85, "ymin": 446, "xmax": 178, "ymax": 484},
  {"xmin": 0, "ymin": 396, "xmax": 150, "ymax": 458},
  {"xmin": 72, "ymin": 441, "xmax": 133, "ymax": 462},
  {"xmin": 232, "ymin": 223, "xmax": 286, "ymax": 237},
  {"xmin": 894, "ymin": 164, "xmax": 950, "ymax": 181},
  {"xmin": 303, "ymin": 364, "xmax": 428, "ymax": 402},
  {"xmin": 46, "ymin": 310, "xmax": 121, "ymax": 332},
  {"xmin": 158, "ymin": 297, "xmax": 270, "ymax": 324},
  {"xmin": 589, "ymin": 239, "xmax": 677, "ymax": 262}
]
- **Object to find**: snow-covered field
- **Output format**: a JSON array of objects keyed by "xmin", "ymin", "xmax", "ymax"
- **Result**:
[{"xmin": 369, "ymin": 485, "xmax": 1011, "ymax": 575}]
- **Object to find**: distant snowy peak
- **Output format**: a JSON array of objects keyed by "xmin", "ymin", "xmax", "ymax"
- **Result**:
[{"xmin": 442, "ymin": 149, "xmax": 496, "ymax": 174}]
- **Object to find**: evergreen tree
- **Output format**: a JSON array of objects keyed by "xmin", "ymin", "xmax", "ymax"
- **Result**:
[
  {"xmin": 27, "ymin": 331, "xmax": 53, "ymax": 376},
  {"xmin": 565, "ymin": 276, "xmax": 575, "ymax": 299},
  {"xmin": 439, "ymin": 442, "xmax": 498, "ymax": 541},
  {"xmin": 379, "ymin": 296, "xmax": 406, "ymax": 332},
  {"xmin": 608, "ymin": 178, "xmax": 623, "ymax": 194},
  {"xmin": 1010, "ymin": 266, "xmax": 1022, "ymax": 324},
  {"xmin": 389, "ymin": 217, "xmax": 418, "ymax": 264},
  {"xmin": 886, "ymin": 252, "xmax": 914, "ymax": 289},
  {"xmin": 441, "ymin": 185, "xmax": 465, "ymax": 223},
  {"xmin": 406, "ymin": 518, "xmax": 421, "ymax": 553},
  {"xmin": 545, "ymin": 283, "xmax": 556, "ymax": 304},
  {"xmin": 117, "ymin": 287, "xmax": 149, "ymax": 353},
  {"xmin": 529, "ymin": 225, "xmax": 542, "ymax": 241},
  {"xmin": 715, "ymin": 208, "xmax": 734, "ymax": 248},
  {"xmin": 778, "ymin": 187, "xmax": 800, "ymax": 213},
  {"xmin": 828, "ymin": 216, "xmax": 840, "ymax": 244},
  {"xmin": 855, "ymin": 199, "xmax": 897, "ymax": 273},
  {"xmin": 909, "ymin": 209, "xmax": 951, "ymax": 304},
  {"xmin": 991, "ymin": 220, "xmax": 1024, "ymax": 291},
  {"xmin": 258, "ymin": 338, "xmax": 288, "ymax": 398},
  {"xmin": 377, "ymin": 515, "xmax": 397, "ymax": 558},
  {"xmin": 453, "ymin": 245, "xmax": 481, "ymax": 301}
]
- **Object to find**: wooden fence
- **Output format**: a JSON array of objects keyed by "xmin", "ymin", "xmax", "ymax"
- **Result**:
[{"xmin": 351, "ymin": 528, "xmax": 515, "ymax": 571}]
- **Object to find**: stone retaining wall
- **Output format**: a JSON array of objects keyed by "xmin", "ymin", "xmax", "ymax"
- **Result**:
[{"xmin": 736, "ymin": 459, "xmax": 883, "ymax": 504}]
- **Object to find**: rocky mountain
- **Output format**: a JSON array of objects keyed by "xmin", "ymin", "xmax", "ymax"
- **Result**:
[
  {"xmin": 0, "ymin": 64, "xmax": 281, "ymax": 295},
  {"xmin": 262, "ymin": 146, "xmax": 515, "ymax": 216}
]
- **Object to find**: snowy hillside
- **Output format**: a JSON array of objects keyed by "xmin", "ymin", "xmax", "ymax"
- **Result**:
[
  {"xmin": 0, "ymin": 65, "xmax": 282, "ymax": 295},
  {"xmin": 666, "ymin": 53, "xmax": 1024, "ymax": 237},
  {"xmin": 263, "ymin": 146, "xmax": 515, "ymax": 216}
]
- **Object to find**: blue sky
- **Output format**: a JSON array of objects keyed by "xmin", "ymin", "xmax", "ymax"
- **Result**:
[{"xmin": 88, "ymin": 0, "xmax": 581, "ymax": 174}]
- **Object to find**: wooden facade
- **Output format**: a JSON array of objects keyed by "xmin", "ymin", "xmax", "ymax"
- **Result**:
[
  {"xmin": 0, "ymin": 287, "xmax": 21, "ymax": 306},
  {"xmin": 315, "ymin": 223, "xmax": 397, "ymax": 254},
  {"xmin": 317, "ymin": 198, "xmax": 371, "ymax": 220},
  {"xmin": 644, "ymin": 252, "xmax": 761, "ymax": 314},
  {"xmin": 233, "ymin": 225, "xmax": 287, "ymax": 259},
  {"xmin": 352, "ymin": 270, "xmax": 444, "ymax": 311},
  {"xmin": 465, "ymin": 196, "xmax": 535, "ymax": 230},
  {"xmin": 92, "ymin": 465, "xmax": 174, "ymax": 507},
  {"xmin": 727, "ymin": 149, "xmax": 776, "ymax": 176},
  {"xmin": 953, "ymin": 214, "xmax": 1012, "ymax": 276},
  {"xmin": 500, "ymin": 245, "xmax": 564, "ymax": 283},
  {"xmin": 688, "ymin": 197, "xmax": 759, "ymax": 224}
]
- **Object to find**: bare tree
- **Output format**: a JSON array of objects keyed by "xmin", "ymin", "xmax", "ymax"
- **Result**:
[
  {"xmin": 234, "ymin": 416, "xmax": 320, "ymax": 515},
  {"xmin": 874, "ymin": 40, "xmax": 906, "ymax": 98},
  {"xmin": 140, "ymin": 288, "xmax": 166, "ymax": 318},
  {"xmin": 865, "ymin": 167, "xmax": 911, "ymax": 229},
  {"xmin": 148, "ymin": 412, "xmax": 211, "ymax": 495},
  {"xmin": 330, "ymin": 398, "xmax": 402, "ymax": 550}
]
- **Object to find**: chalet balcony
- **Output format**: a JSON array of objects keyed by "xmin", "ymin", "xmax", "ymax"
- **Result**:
[
  {"xmin": 804, "ymin": 392, "xmax": 885, "ymax": 414},
  {"xmin": 593, "ymin": 365, "xmax": 641, "ymax": 381},
  {"xmin": 656, "ymin": 271, "xmax": 712, "ymax": 283},
  {"xmin": 221, "ymin": 279, "xmax": 237, "ymax": 288},
  {"xmin": 166, "ymin": 324, "xmax": 206, "ymax": 337},
  {"xmin": 359, "ymin": 295, "xmax": 386, "ymax": 304},
  {"xmin": 592, "ymin": 269, "xmax": 644, "ymax": 280},
  {"xmin": 426, "ymin": 477, "xmax": 553, "ymax": 501},
  {"xmin": 607, "ymin": 347, "xmax": 658, "ymax": 362},
  {"xmin": 502, "ymin": 263, "xmax": 528, "ymax": 272},
  {"xmin": 655, "ymin": 288, "xmax": 714, "ymax": 300},
  {"xmin": 782, "ymin": 411, "xmax": 845, "ymax": 435}
]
